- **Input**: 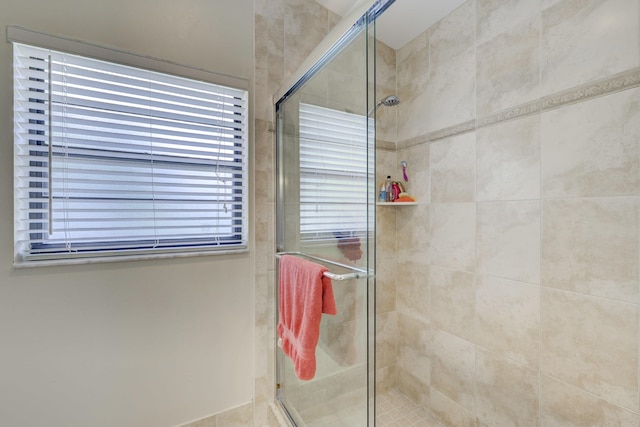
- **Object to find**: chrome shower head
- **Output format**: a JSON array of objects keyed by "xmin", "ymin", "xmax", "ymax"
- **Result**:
[
  {"xmin": 369, "ymin": 95, "xmax": 400, "ymax": 115},
  {"xmin": 380, "ymin": 95, "xmax": 400, "ymax": 107}
]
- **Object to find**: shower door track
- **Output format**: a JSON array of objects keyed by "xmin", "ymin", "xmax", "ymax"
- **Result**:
[{"xmin": 275, "ymin": 251, "xmax": 371, "ymax": 281}]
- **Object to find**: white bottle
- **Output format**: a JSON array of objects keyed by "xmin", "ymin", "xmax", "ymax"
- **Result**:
[{"xmin": 385, "ymin": 176, "xmax": 393, "ymax": 202}]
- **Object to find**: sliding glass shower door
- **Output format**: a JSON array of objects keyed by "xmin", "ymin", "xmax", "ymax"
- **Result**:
[{"xmin": 274, "ymin": 7, "xmax": 379, "ymax": 426}]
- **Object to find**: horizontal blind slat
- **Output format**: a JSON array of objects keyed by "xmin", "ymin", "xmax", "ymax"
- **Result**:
[
  {"xmin": 50, "ymin": 71, "xmax": 246, "ymax": 115},
  {"xmin": 49, "ymin": 54, "xmax": 246, "ymax": 101},
  {"xmin": 50, "ymin": 107, "xmax": 246, "ymax": 139}
]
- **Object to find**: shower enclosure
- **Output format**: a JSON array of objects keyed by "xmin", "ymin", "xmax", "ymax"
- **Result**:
[{"xmin": 274, "ymin": 1, "xmax": 393, "ymax": 425}]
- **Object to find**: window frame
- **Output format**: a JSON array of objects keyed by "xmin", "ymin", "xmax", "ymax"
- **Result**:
[{"xmin": 10, "ymin": 28, "xmax": 250, "ymax": 266}]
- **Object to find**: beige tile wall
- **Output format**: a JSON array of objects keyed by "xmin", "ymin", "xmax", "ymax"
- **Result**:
[
  {"xmin": 393, "ymin": 0, "xmax": 640, "ymax": 425},
  {"xmin": 256, "ymin": 0, "xmax": 640, "ymax": 425},
  {"xmin": 254, "ymin": 1, "xmax": 340, "ymax": 426}
]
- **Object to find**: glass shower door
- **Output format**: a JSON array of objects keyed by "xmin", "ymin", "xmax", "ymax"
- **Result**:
[{"xmin": 275, "ymin": 12, "xmax": 377, "ymax": 427}]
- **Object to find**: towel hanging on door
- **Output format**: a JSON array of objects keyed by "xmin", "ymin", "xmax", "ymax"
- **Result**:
[{"xmin": 277, "ymin": 254, "xmax": 337, "ymax": 380}]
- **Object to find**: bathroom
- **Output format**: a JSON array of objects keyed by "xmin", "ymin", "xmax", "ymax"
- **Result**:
[{"xmin": 1, "ymin": 0, "xmax": 639, "ymax": 426}]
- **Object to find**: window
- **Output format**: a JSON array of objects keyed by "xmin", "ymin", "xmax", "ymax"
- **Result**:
[
  {"xmin": 13, "ymin": 43, "xmax": 248, "ymax": 264},
  {"xmin": 298, "ymin": 103, "xmax": 373, "ymax": 243}
]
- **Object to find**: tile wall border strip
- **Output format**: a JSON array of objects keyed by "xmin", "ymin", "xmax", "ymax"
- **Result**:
[
  {"xmin": 476, "ymin": 99, "xmax": 541, "ymax": 129},
  {"xmin": 265, "ymin": 68, "xmax": 640, "ymax": 150},
  {"xmin": 429, "ymin": 119, "xmax": 477, "ymax": 143},
  {"xmin": 541, "ymin": 67, "xmax": 640, "ymax": 112},
  {"xmin": 376, "ymin": 139, "xmax": 396, "ymax": 150},
  {"xmin": 397, "ymin": 66, "xmax": 640, "ymax": 151}
]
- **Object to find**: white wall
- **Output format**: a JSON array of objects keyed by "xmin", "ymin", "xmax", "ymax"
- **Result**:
[{"xmin": 0, "ymin": 1, "xmax": 255, "ymax": 426}]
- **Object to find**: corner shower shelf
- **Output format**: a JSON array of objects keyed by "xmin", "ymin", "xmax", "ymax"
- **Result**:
[{"xmin": 376, "ymin": 202, "xmax": 418, "ymax": 206}]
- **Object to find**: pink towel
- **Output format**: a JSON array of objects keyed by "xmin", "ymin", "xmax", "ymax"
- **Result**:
[{"xmin": 277, "ymin": 255, "xmax": 337, "ymax": 380}]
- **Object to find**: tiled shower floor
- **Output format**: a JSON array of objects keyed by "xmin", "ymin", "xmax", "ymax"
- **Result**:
[
  {"xmin": 376, "ymin": 389, "xmax": 441, "ymax": 427},
  {"xmin": 281, "ymin": 388, "xmax": 440, "ymax": 426}
]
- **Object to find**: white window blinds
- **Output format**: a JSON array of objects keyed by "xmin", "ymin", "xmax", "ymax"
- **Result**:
[
  {"xmin": 13, "ymin": 43, "xmax": 248, "ymax": 263},
  {"xmin": 298, "ymin": 103, "xmax": 372, "ymax": 243}
]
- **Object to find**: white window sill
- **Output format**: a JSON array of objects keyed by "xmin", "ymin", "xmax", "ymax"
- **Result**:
[{"xmin": 13, "ymin": 247, "xmax": 249, "ymax": 269}]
